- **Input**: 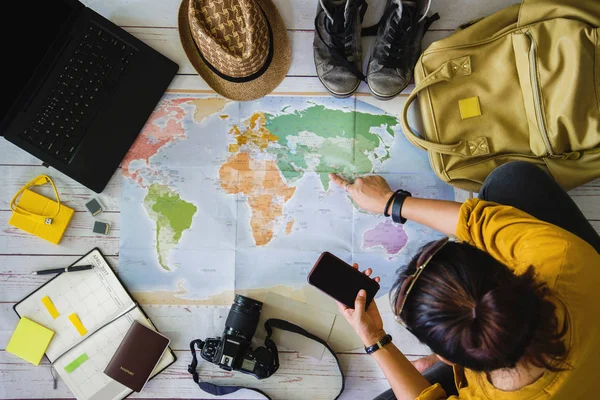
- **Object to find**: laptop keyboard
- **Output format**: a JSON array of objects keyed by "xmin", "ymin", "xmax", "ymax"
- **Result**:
[{"xmin": 21, "ymin": 23, "xmax": 136, "ymax": 163}]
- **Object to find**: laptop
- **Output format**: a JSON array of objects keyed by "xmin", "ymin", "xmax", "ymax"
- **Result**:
[{"xmin": 1, "ymin": 0, "xmax": 178, "ymax": 193}]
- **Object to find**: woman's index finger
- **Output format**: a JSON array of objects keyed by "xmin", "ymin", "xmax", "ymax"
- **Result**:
[{"xmin": 328, "ymin": 173, "xmax": 348, "ymax": 188}]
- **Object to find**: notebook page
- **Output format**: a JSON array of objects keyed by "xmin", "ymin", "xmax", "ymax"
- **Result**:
[
  {"xmin": 53, "ymin": 307, "xmax": 175, "ymax": 400},
  {"xmin": 15, "ymin": 249, "xmax": 135, "ymax": 361}
]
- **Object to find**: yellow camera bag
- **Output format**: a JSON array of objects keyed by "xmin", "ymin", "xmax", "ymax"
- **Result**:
[{"xmin": 9, "ymin": 175, "xmax": 74, "ymax": 245}]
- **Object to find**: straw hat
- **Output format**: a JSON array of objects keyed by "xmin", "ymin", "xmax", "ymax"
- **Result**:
[{"xmin": 178, "ymin": 0, "xmax": 291, "ymax": 101}]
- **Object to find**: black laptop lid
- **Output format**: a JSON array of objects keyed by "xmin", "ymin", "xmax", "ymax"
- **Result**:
[{"xmin": 0, "ymin": 0, "xmax": 82, "ymax": 135}]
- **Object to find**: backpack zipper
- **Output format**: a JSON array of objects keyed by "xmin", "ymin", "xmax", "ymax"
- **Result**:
[{"xmin": 526, "ymin": 31, "xmax": 557, "ymax": 158}]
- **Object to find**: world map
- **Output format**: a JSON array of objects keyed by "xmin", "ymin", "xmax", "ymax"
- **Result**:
[{"xmin": 119, "ymin": 94, "xmax": 454, "ymax": 304}]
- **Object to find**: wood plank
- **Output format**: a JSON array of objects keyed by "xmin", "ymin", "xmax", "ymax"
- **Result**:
[
  {"xmin": 0, "ymin": 211, "xmax": 119, "ymax": 256},
  {"xmin": 166, "ymin": 72, "xmax": 414, "ymax": 95},
  {"xmin": 0, "ymin": 255, "xmax": 119, "ymax": 302},
  {"xmin": 2, "ymin": 295, "xmax": 429, "ymax": 399},
  {"xmin": 1, "ymin": 158, "xmax": 599, "ymax": 219},
  {"xmin": 82, "ymin": 0, "xmax": 518, "ymax": 30},
  {"xmin": 0, "ymin": 166, "xmax": 121, "ymax": 212},
  {"xmin": 0, "ymin": 140, "xmax": 41, "ymax": 166},
  {"xmin": 0, "ymin": 77, "xmax": 410, "ymax": 165},
  {"xmin": 0, "ymin": 300, "xmax": 431, "ymax": 356},
  {"xmin": 0, "ymin": 303, "xmax": 225, "ymax": 355},
  {"xmin": 142, "ymin": 305, "xmax": 431, "ymax": 354},
  {"xmin": 0, "ymin": 161, "xmax": 598, "ymax": 221},
  {"xmin": 6, "ymin": 0, "xmax": 595, "ymax": 398},
  {"xmin": 122, "ymin": 28, "xmax": 450, "ymax": 78},
  {"xmin": 0, "ymin": 253, "xmax": 433, "ymax": 355},
  {"xmin": 0, "ymin": 30, "xmax": 470, "ymax": 167},
  {"xmin": 569, "ymin": 183, "xmax": 600, "ymax": 221},
  {"xmin": 0, "ymin": 349, "xmax": 408, "ymax": 400},
  {"xmin": 123, "ymin": 28, "xmax": 317, "ymax": 77},
  {"xmin": 0, "ymin": 303, "xmax": 20, "ymax": 349}
]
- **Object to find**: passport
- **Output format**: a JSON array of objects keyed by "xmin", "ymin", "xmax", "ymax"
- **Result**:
[{"xmin": 104, "ymin": 320, "xmax": 170, "ymax": 392}]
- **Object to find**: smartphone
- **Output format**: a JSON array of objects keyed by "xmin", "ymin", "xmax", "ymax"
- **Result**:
[{"xmin": 307, "ymin": 252, "xmax": 380, "ymax": 309}]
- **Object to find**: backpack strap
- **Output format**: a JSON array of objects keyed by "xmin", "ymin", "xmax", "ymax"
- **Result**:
[
  {"xmin": 188, "ymin": 318, "xmax": 345, "ymax": 400},
  {"xmin": 401, "ymin": 55, "xmax": 491, "ymax": 158}
]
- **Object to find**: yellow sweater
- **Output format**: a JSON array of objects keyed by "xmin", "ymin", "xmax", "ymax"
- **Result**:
[{"xmin": 417, "ymin": 199, "xmax": 600, "ymax": 400}]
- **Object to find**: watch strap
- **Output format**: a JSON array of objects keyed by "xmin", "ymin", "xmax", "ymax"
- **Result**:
[
  {"xmin": 384, "ymin": 190, "xmax": 401, "ymax": 217},
  {"xmin": 391, "ymin": 190, "xmax": 412, "ymax": 224},
  {"xmin": 364, "ymin": 334, "xmax": 393, "ymax": 354}
]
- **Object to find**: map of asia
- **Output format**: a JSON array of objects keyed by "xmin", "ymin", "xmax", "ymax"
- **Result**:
[{"xmin": 119, "ymin": 94, "xmax": 454, "ymax": 304}]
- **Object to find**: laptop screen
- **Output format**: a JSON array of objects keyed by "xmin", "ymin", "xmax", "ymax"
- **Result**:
[{"xmin": 1, "ymin": 0, "xmax": 78, "ymax": 126}]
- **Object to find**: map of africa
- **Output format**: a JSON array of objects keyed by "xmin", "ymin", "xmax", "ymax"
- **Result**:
[{"xmin": 119, "ymin": 94, "xmax": 454, "ymax": 304}]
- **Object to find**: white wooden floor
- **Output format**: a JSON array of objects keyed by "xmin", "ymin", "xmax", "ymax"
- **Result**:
[{"xmin": 2, "ymin": 0, "xmax": 600, "ymax": 399}]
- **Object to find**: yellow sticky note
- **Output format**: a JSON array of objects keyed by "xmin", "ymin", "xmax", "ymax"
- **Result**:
[
  {"xmin": 41, "ymin": 296, "xmax": 60, "ymax": 319},
  {"xmin": 6, "ymin": 317, "xmax": 54, "ymax": 366},
  {"xmin": 459, "ymin": 96, "xmax": 482, "ymax": 119},
  {"xmin": 68, "ymin": 313, "xmax": 87, "ymax": 336}
]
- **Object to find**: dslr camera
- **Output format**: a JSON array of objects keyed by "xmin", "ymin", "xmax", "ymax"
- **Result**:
[{"xmin": 196, "ymin": 295, "xmax": 278, "ymax": 379}]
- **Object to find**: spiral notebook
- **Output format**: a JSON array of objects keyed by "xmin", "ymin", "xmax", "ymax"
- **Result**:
[{"xmin": 13, "ymin": 248, "xmax": 176, "ymax": 400}]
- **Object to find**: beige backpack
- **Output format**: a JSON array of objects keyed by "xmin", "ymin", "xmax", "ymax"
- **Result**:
[{"xmin": 401, "ymin": 0, "xmax": 600, "ymax": 192}]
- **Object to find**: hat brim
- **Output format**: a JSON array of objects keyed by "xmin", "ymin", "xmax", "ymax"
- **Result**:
[{"xmin": 178, "ymin": 0, "xmax": 291, "ymax": 101}]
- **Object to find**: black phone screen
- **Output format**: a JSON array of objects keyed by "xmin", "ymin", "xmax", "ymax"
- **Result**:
[{"xmin": 308, "ymin": 252, "xmax": 380, "ymax": 309}]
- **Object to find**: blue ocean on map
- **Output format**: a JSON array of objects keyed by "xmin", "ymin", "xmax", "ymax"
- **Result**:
[{"xmin": 119, "ymin": 95, "xmax": 454, "ymax": 302}]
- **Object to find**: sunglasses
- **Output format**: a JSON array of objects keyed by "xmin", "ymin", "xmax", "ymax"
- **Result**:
[{"xmin": 393, "ymin": 237, "xmax": 450, "ymax": 325}]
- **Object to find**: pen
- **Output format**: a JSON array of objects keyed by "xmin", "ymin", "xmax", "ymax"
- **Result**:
[{"xmin": 31, "ymin": 265, "xmax": 94, "ymax": 275}]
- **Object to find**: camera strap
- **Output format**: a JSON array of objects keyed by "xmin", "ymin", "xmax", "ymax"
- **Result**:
[{"xmin": 188, "ymin": 318, "xmax": 345, "ymax": 400}]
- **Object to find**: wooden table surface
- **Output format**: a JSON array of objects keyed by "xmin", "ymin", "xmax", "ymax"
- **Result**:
[{"xmin": 2, "ymin": 0, "xmax": 599, "ymax": 399}]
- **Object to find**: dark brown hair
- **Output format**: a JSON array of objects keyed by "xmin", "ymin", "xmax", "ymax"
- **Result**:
[{"xmin": 391, "ymin": 241, "xmax": 569, "ymax": 372}]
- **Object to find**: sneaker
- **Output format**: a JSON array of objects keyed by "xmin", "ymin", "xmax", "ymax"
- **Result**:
[
  {"xmin": 366, "ymin": 0, "xmax": 439, "ymax": 100},
  {"xmin": 314, "ymin": 0, "xmax": 368, "ymax": 98}
]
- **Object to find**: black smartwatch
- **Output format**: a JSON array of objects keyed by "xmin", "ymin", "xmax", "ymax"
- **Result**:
[
  {"xmin": 364, "ymin": 334, "xmax": 393, "ymax": 355},
  {"xmin": 391, "ymin": 190, "xmax": 412, "ymax": 224}
]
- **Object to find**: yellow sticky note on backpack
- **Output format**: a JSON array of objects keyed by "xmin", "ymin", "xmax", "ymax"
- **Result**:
[
  {"xmin": 459, "ymin": 96, "xmax": 482, "ymax": 120},
  {"xmin": 6, "ymin": 317, "xmax": 55, "ymax": 366}
]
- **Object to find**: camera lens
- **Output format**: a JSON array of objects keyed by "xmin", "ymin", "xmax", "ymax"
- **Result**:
[{"xmin": 224, "ymin": 295, "xmax": 263, "ymax": 340}]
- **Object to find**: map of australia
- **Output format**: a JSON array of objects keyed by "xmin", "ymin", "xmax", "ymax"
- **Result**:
[{"xmin": 119, "ymin": 94, "xmax": 454, "ymax": 303}]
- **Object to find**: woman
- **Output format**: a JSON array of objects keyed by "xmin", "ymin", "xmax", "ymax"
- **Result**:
[{"xmin": 329, "ymin": 162, "xmax": 600, "ymax": 400}]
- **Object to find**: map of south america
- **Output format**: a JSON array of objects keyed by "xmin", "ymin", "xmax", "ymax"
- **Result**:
[{"xmin": 143, "ymin": 184, "xmax": 197, "ymax": 270}]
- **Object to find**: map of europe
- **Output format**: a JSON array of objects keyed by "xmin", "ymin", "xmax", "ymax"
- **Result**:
[{"xmin": 119, "ymin": 94, "xmax": 454, "ymax": 304}]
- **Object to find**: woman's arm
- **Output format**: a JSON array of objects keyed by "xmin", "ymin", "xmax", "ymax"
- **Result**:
[
  {"xmin": 400, "ymin": 197, "xmax": 461, "ymax": 237},
  {"xmin": 329, "ymin": 174, "xmax": 461, "ymax": 235},
  {"xmin": 371, "ymin": 343, "xmax": 434, "ymax": 400},
  {"xmin": 329, "ymin": 174, "xmax": 457, "ymax": 397},
  {"xmin": 338, "ymin": 267, "xmax": 431, "ymax": 400}
]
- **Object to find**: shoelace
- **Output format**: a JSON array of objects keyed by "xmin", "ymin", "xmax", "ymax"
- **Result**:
[
  {"xmin": 363, "ymin": 4, "xmax": 440, "ymax": 69},
  {"xmin": 315, "ymin": 0, "xmax": 368, "ymax": 81},
  {"xmin": 381, "ymin": 3, "xmax": 417, "ymax": 67}
]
